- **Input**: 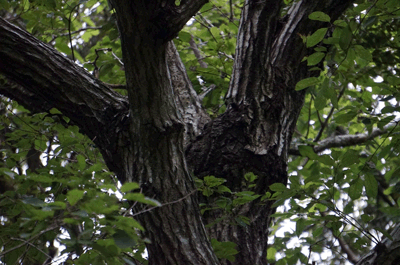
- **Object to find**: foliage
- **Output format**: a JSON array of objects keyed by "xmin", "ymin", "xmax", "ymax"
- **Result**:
[
  {"xmin": 0, "ymin": 99, "xmax": 152, "ymax": 264},
  {"xmin": 1, "ymin": 0, "xmax": 400, "ymax": 264},
  {"xmin": 268, "ymin": 1, "xmax": 400, "ymax": 264}
]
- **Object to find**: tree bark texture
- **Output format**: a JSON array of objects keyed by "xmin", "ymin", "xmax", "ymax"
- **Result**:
[{"xmin": 0, "ymin": 0, "xmax": 356, "ymax": 264}]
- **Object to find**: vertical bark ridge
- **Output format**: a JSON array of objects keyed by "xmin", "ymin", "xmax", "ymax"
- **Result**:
[
  {"xmin": 109, "ymin": 1, "xmax": 218, "ymax": 264},
  {"xmin": 187, "ymin": 1, "xmax": 354, "ymax": 264}
]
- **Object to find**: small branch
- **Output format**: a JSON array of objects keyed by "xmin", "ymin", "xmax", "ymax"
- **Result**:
[
  {"xmin": 68, "ymin": 4, "xmax": 80, "ymax": 62},
  {"xmin": 10, "ymin": 237, "xmax": 53, "ymax": 260},
  {"xmin": 105, "ymin": 83, "xmax": 126, "ymax": 89},
  {"xmin": 198, "ymin": 84, "xmax": 216, "ymax": 101},
  {"xmin": 189, "ymin": 36, "xmax": 208, "ymax": 68},
  {"xmin": 88, "ymin": 48, "xmax": 124, "ymax": 78},
  {"xmin": 0, "ymin": 225, "xmax": 59, "ymax": 257},
  {"xmin": 130, "ymin": 190, "xmax": 197, "ymax": 218},
  {"xmin": 336, "ymin": 235, "xmax": 359, "ymax": 264},
  {"xmin": 48, "ymin": 26, "xmax": 103, "ymax": 44},
  {"xmin": 314, "ymin": 85, "xmax": 346, "ymax": 142}
]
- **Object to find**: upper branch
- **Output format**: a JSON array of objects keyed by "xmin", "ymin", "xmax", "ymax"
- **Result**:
[
  {"xmin": 271, "ymin": 0, "xmax": 355, "ymax": 70},
  {"xmin": 227, "ymin": 0, "xmax": 355, "ymax": 106},
  {"xmin": 289, "ymin": 126, "xmax": 396, "ymax": 156},
  {"xmin": 109, "ymin": 0, "xmax": 208, "ymax": 43},
  {"xmin": 226, "ymin": 0, "xmax": 283, "ymax": 105}
]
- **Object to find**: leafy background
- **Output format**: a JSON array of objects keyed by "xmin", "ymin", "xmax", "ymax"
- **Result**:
[{"xmin": 1, "ymin": 0, "xmax": 400, "ymax": 264}]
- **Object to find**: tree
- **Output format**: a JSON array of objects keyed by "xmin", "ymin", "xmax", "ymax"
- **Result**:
[{"xmin": 1, "ymin": 0, "xmax": 400, "ymax": 264}]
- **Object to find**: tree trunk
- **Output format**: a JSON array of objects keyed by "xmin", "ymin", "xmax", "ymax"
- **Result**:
[
  {"xmin": 107, "ymin": 1, "xmax": 218, "ymax": 264},
  {"xmin": 0, "ymin": 0, "xmax": 354, "ymax": 264},
  {"xmin": 186, "ymin": 1, "xmax": 354, "ymax": 264}
]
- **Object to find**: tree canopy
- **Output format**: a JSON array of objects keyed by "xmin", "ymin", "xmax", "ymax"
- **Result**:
[{"xmin": 1, "ymin": 0, "xmax": 400, "ymax": 264}]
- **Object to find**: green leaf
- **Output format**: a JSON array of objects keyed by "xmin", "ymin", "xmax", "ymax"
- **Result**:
[
  {"xmin": 365, "ymin": 174, "xmax": 378, "ymax": 198},
  {"xmin": 211, "ymin": 239, "xmax": 238, "ymax": 262},
  {"xmin": 313, "ymin": 227, "xmax": 324, "ymax": 237},
  {"xmin": 178, "ymin": 31, "xmax": 191, "ymax": 43},
  {"xmin": 317, "ymin": 155, "xmax": 335, "ymax": 166},
  {"xmin": 340, "ymin": 150, "xmax": 359, "ymax": 167},
  {"xmin": 30, "ymin": 208, "xmax": 54, "ymax": 220},
  {"xmin": 123, "ymin": 193, "xmax": 161, "ymax": 206},
  {"xmin": 49, "ymin": 108, "xmax": 62, "ymax": 114},
  {"xmin": 204, "ymin": 176, "xmax": 226, "ymax": 187},
  {"xmin": 113, "ymin": 229, "xmax": 136, "ymax": 248},
  {"xmin": 22, "ymin": 197, "xmax": 46, "ymax": 207},
  {"xmin": 77, "ymin": 154, "xmax": 86, "ymax": 171},
  {"xmin": 360, "ymin": 214, "xmax": 373, "ymax": 223},
  {"xmin": 349, "ymin": 178, "xmax": 363, "ymax": 200},
  {"xmin": 67, "ymin": 189, "xmax": 85, "ymax": 206},
  {"xmin": 307, "ymin": 28, "xmax": 328, "ymax": 48},
  {"xmin": 267, "ymin": 247, "xmax": 277, "ymax": 261},
  {"xmin": 378, "ymin": 115, "xmax": 395, "ymax": 129},
  {"xmin": 334, "ymin": 20, "xmax": 347, "ymax": 27},
  {"xmin": 210, "ymin": 27, "xmax": 220, "ymax": 39},
  {"xmin": 217, "ymin": 185, "xmax": 232, "ymax": 194},
  {"xmin": 307, "ymin": 52, "xmax": 325, "ymax": 66},
  {"xmin": 314, "ymin": 94, "xmax": 327, "ymax": 110},
  {"xmin": 334, "ymin": 111, "xmax": 357, "ymax": 124},
  {"xmin": 339, "ymin": 26, "xmax": 353, "ymax": 50},
  {"xmin": 269, "ymin": 183, "xmax": 287, "ymax": 192},
  {"xmin": 120, "ymin": 182, "xmax": 140, "ymax": 193},
  {"xmin": 44, "ymin": 0, "xmax": 56, "ymax": 9},
  {"xmin": 298, "ymin": 145, "xmax": 318, "ymax": 159},
  {"xmin": 244, "ymin": 172, "xmax": 258, "ymax": 182},
  {"xmin": 295, "ymin": 77, "xmax": 320, "ymax": 91},
  {"xmin": 353, "ymin": 45, "xmax": 372, "ymax": 62},
  {"xmin": 295, "ymin": 218, "xmax": 306, "ymax": 237},
  {"xmin": 309, "ymin": 12, "xmax": 330, "ymax": 22}
]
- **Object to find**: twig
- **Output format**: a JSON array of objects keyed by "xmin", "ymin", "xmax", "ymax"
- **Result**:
[
  {"xmin": 131, "ymin": 190, "xmax": 197, "ymax": 217},
  {"xmin": 314, "ymin": 85, "xmax": 346, "ymax": 142},
  {"xmin": 10, "ymin": 237, "xmax": 53, "ymax": 260},
  {"xmin": 0, "ymin": 225, "xmax": 60, "ymax": 257},
  {"xmin": 68, "ymin": 4, "xmax": 80, "ymax": 62},
  {"xmin": 48, "ymin": 26, "xmax": 103, "ymax": 44}
]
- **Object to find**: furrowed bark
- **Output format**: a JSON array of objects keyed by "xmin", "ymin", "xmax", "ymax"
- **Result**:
[
  {"xmin": 0, "ymin": 17, "xmax": 131, "ymax": 180},
  {"xmin": 109, "ymin": 1, "xmax": 217, "ymax": 264},
  {"xmin": 0, "ymin": 0, "xmax": 357, "ymax": 264},
  {"xmin": 166, "ymin": 42, "xmax": 211, "ymax": 146},
  {"xmin": 187, "ymin": 1, "xmax": 354, "ymax": 264}
]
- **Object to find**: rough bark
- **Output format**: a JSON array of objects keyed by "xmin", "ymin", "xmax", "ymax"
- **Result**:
[
  {"xmin": 0, "ymin": 18, "xmax": 131, "ymax": 180},
  {"xmin": 106, "ymin": 1, "xmax": 218, "ymax": 264},
  {"xmin": 186, "ymin": 1, "xmax": 354, "ymax": 264},
  {"xmin": 0, "ymin": 0, "xmax": 356, "ymax": 264}
]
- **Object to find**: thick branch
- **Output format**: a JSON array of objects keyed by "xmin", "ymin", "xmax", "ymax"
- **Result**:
[
  {"xmin": 337, "ymin": 236, "xmax": 359, "ymax": 264},
  {"xmin": 289, "ymin": 127, "xmax": 395, "ymax": 156},
  {"xmin": 0, "ymin": 17, "xmax": 128, "ymax": 136},
  {"xmin": 108, "ymin": 0, "xmax": 207, "ymax": 43},
  {"xmin": 271, "ymin": 0, "xmax": 354, "ymax": 70},
  {"xmin": 0, "ymin": 17, "xmax": 132, "ymax": 178}
]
